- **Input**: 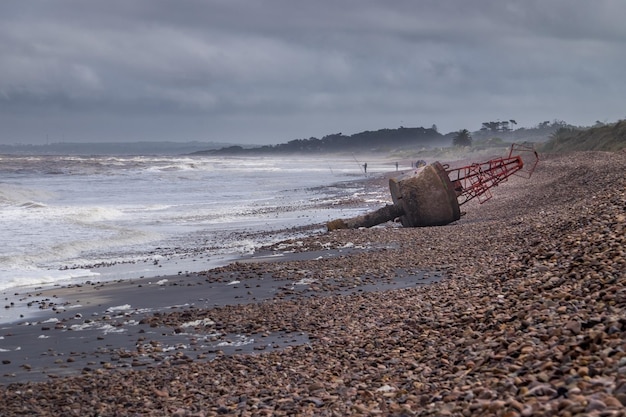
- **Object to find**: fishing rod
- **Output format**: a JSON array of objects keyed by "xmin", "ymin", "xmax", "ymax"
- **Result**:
[{"xmin": 352, "ymin": 153, "xmax": 366, "ymax": 175}]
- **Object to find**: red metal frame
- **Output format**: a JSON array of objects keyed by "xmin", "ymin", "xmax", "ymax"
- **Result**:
[{"xmin": 444, "ymin": 144, "xmax": 539, "ymax": 205}]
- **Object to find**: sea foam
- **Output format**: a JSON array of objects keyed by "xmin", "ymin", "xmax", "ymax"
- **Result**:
[{"xmin": 0, "ymin": 154, "xmax": 392, "ymax": 292}]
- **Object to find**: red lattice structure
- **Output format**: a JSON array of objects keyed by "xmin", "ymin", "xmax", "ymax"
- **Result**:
[
  {"xmin": 327, "ymin": 143, "xmax": 539, "ymax": 230},
  {"xmin": 444, "ymin": 143, "xmax": 539, "ymax": 205}
]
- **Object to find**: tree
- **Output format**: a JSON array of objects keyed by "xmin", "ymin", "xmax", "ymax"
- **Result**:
[
  {"xmin": 453, "ymin": 129, "xmax": 472, "ymax": 147},
  {"xmin": 481, "ymin": 120, "xmax": 517, "ymax": 133},
  {"xmin": 481, "ymin": 121, "xmax": 501, "ymax": 132}
]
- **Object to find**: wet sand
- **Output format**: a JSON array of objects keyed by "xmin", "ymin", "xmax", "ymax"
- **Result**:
[
  {"xmin": 1, "ymin": 246, "xmax": 441, "ymax": 384},
  {"xmin": 1, "ymin": 150, "xmax": 625, "ymax": 416}
]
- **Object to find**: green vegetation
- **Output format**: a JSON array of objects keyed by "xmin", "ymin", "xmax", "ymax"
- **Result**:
[
  {"xmin": 480, "ymin": 120, "xmax": 518, "ymax": 133},
  {"xmin": 472, "ymin": 119, "xmax": 573, "ymax": 144},
  {"xmin": 197, "ymin": 118, "xmax": 625, "ymax": 156},
  {"xmin": 540, "ymin": 119, "xmax": 626, "ymax": 153},
  {"xmin": 453, "ymin": 129, "xmax": 472, "ymax": 147}
]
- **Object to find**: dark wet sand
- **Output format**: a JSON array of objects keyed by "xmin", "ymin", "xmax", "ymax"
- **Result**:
[{"xmin": 1, "ymin": 247, "xmax": 441, "ymax": 384}]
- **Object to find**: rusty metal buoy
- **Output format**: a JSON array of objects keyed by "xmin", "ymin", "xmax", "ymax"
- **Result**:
[{"xmin": 327, "ymin": 144, "xmax": 538, "ymax": 231}]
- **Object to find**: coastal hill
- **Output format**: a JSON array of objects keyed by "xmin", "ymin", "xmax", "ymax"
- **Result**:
[
  {"xmin": 540, "ymin": 119, "xmax": 626, "ymax": 153},
  {"xmin": 2, "ymin": 120, "xmax": 622, "ymax": 156},
  {"xmin": 196, "ymin": 119, "xmax": 626, "ymax": 156},
  {"xmin": 196, "ymin": 126, "xmax": 445, "ymax": 155}
]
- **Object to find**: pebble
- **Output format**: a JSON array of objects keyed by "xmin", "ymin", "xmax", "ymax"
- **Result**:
[{"xmin": 0, "ymin": 151, "xmax": 625, "ymax": 416}]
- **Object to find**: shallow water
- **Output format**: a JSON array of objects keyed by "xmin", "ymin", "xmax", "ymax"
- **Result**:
[{"xmin": 0, "ymin": 154, "xmax": 395, "ymax": 291}]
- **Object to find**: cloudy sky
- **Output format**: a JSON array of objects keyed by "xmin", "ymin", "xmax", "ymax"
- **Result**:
[{"xmin": 1, "ymin": 0, "xmax": 625, "ymax": 145}]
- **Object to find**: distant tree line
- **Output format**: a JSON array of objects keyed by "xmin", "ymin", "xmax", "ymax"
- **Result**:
[
  {"xmin": 470, "ymin": 119, "xmax": 575, "ymax": 144},
  {"xmin": 480, "ymin": 120, "xmax": 518, "ymax": 133},
  {"xmin": 478, "ymin": 119, "xmax": 568, "ymax": 135},
  {"xmin": 198, "ymin": 118, "xmax": 616, "ymax": 156},
  {"xmin": 205, "ymin": 127, "xmax": 443, "ymax": 154}
]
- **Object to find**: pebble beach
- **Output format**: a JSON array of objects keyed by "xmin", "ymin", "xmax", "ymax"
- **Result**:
[{"xmin": 1, "ymin": 150, "xmax": 625, "ymax": 416}]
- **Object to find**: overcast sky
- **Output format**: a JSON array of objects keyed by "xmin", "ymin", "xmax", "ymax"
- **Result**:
[{"xmin": 1, "ymin": 0, "xmax": 625, "ymax": 145}]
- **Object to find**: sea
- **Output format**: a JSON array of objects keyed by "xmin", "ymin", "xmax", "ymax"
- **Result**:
[{"xmin": 0, "ymin": 153, "xmax": 396, "ymax": 293}]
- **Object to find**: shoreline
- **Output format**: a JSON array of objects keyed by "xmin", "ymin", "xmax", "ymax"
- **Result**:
[
  {"xmin": 1, "ymin": 244, "xmax": 443, "ymax": 384},
  {"xmin": 0, "ymin": 153, "xmax": 401, "ymax": 296},
  {"xmin": 0, "ymin": 169, "xmax": 431, "ymax": 383},
  {"xmin": 0, "ymin": 165, "xmax": 398, "ymax": 310},
  {"xmin": 1, "ymin": 150, "xmax": 625, "ymax": 416},
  {"xmin": 0, "ymin": 169, "xmax": 398, "ymax": 325}
]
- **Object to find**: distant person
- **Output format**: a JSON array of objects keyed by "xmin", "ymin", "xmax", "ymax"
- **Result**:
[
  {"xmin": 363, "ymin": 163, "xmax": 367, "ymax": 173},
  {"xmin": 395, "ymin": 162, "xmax": 398, "ymax": 171}
]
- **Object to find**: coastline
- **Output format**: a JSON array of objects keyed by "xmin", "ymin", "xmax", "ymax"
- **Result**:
[
  {"xmin": 0, "ymin": 168, "xmax": 424, "ymax": 383},
  {"xmin": 0, "ymin": 153, "xmax": 398, "ymax": 294},
  {"xmin": 0, "ymin": 168, "xmax": 398, "ymax": 324},
  {"xmin": 1, "ymin": 150, "xmax": 625, "ymax": 416},
  {"xmin": 0, "ymin": 235, "xmax": 443, "ymax": 384}
]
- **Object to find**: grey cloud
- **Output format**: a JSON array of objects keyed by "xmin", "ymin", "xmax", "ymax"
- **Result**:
[{"xmin": 1, "ymin": 0, "xmax": 625, "ymax": 144}]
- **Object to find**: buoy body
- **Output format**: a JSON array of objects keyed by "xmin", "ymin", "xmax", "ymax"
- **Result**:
[
  {"xmin": 326, "ymin": 144, "xmax": 538, "ymax": 231},
  {"xmin": 327, "ymin": 161, "xmax": 460, "ymax": 230},
  {"xmin": 389, "ymin": 161, "xmax": 460, "ymax": 227}
]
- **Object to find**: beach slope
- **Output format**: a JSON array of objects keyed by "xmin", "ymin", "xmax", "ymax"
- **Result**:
[{"xmin": 1, "ymin": 150, "xmax": 625, "ymax": 416}]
